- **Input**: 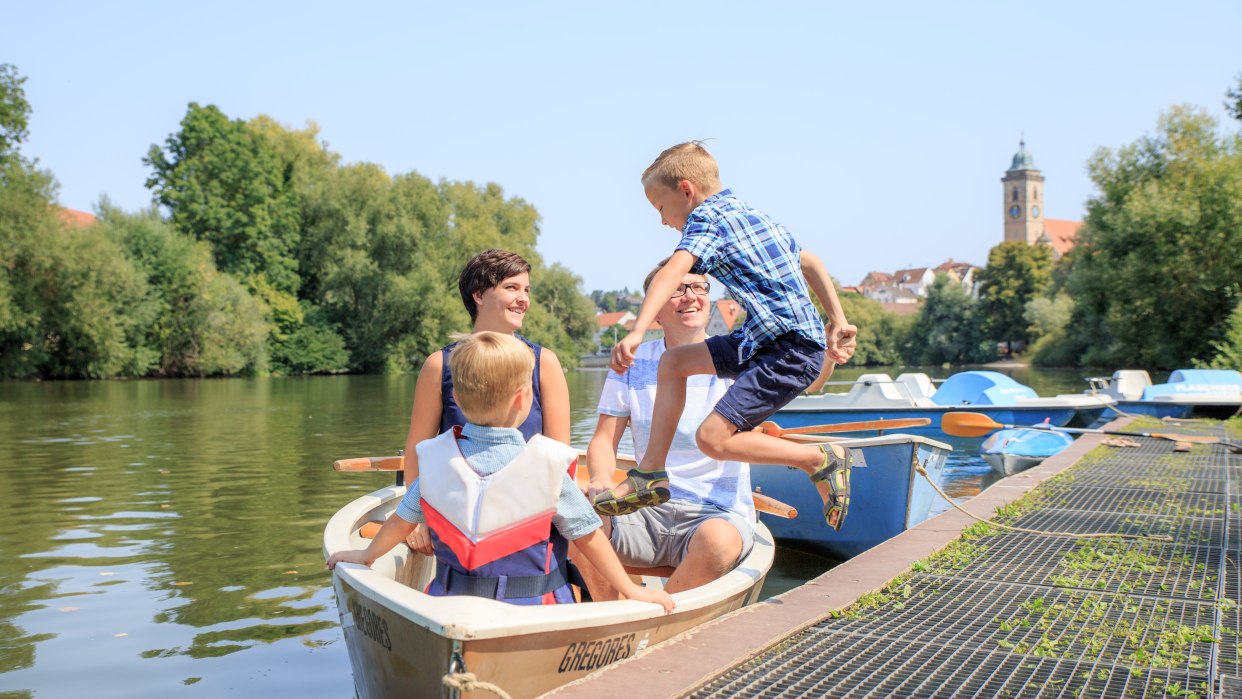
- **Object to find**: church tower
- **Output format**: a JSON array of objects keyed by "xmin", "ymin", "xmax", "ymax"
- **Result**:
[{"xmin": 1001, "ymin": 140, "xmax": 1045, "ymax": 244}]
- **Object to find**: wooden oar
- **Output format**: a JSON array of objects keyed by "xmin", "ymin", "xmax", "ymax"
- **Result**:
[
  {"xmin": 334, "ymin": 453, "xmax": 802, "ymax": 519},
  {"xmin": 941, "ymin": 412, "xmax": 1242, "ymax": 452},
  {"xmin": 754, "ymin": 417, "xmax": 932, "ymax": 437}
]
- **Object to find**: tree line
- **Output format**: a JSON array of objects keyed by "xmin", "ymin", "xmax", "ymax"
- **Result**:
[
  {"xmin": 820, "ymin": 81, "xmax": 1241, "ymax": 372},
  {"xmin": 0, "ymin": 66, "xmax": 596, "ymax": 379}
]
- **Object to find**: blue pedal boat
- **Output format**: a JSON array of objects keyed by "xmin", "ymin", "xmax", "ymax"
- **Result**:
[
  {"xmin": 750, "ymin": 433, "xmax": 951, "ymax": 560},
  {"xmin": 980, "ymin": 428, "xmax": 1075, "ymax": 476},
  {"xmin": 1085, "ymin": 369, "xmax": 1242, "ymax": 420},
  {"xmin": 777, "ymin": 370, "xmax": 1112, "ymax": 437}
]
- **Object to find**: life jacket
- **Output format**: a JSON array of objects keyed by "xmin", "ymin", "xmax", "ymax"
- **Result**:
[{"xmin": 418, "ymin": 428, "xmax": 578, "ymax": 605}]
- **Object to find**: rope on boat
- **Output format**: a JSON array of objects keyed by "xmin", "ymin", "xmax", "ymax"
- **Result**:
[
  {"xmin": 442, "ymin": 672, "xmax": 514, "ymax": 699},
  {"xmin": 913, "ymin": 463, "xmax": 1173, "ymax": 542}
]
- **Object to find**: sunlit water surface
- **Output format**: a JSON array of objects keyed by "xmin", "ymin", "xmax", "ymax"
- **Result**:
[{"xmin": 0, "ymin": 366, "xmax": 1092, "ymax": 696}]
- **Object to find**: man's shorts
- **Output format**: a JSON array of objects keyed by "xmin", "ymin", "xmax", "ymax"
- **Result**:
[
  {"xmin": 609, "ymin": 501, "xmax": 754, "ymax": 569},
  {"xmin": 705, "ymin": 331, "xmax": 825, "ymax": 431}
]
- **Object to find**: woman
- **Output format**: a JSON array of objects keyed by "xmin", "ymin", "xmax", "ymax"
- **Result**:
[{"xmin": 402, "ymin": 249, "xmax": 571, "ymax": 550}]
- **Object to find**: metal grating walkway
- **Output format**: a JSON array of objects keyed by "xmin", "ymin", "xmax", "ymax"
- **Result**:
[{"xmin": 691, "ymin": 426, "xmax": 1239, "ymax": 698}]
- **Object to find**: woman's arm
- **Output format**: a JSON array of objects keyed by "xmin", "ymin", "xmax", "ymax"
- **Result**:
[
  {"xmin": 586, "ymin": 413, "xmax": 629, "ymax": 498},
  {"xmin": 403, "ymin": 351, "xmax": 445, "ymax": 486},
  {"xmin": 538, "ymin": 348, "xmax": 572, "ymax": 445}
]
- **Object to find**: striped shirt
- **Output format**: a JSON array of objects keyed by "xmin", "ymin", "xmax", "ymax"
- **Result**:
[
  {"xmin": 395, "ymin": 423, "xmax": 600, "ymax": 540},
  {"xmin": 677, "ymin": 189, "xmax": 826, "ymax": 362}
]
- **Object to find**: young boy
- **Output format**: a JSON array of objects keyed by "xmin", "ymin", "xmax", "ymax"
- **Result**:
[
  {"xmin": 594, "ymin": 142, "xmax": 859, "ymax": 531},
  {"xmin": 328, "ymin": 332, "xmax": 674, "ymax": 611}
]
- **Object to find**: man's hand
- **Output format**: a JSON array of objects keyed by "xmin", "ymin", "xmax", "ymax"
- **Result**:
[
  {"xmin": 404, "ymin": 523, "xmax": 433, "ymax": 556},
  {"xmin": 609, "ymin": 333, "xmax": 643, "ymax": 374},
  {"xmin": 827, "ymin": 323, "xmax": 858, "ymax": 365}
]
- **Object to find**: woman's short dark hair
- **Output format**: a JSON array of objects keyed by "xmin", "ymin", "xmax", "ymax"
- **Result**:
[{"xmin": 459, "ymin": 249, "xmax": 532, "ymax": 323}]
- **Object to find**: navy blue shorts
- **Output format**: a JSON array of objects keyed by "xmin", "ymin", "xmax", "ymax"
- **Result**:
[{"xmin": 705, "ymin": 332, "xmax": 825, "ymax": 431}]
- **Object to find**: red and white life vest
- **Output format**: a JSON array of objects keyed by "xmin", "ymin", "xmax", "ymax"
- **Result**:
[{"xmin": 418, "ymin": 429, "xmax": 578, "ymax": 603}]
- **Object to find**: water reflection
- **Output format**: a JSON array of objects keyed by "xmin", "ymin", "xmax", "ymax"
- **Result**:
[{"xmin": 0, "ymin": 367, "xmax": 1088, "ymax": 697}]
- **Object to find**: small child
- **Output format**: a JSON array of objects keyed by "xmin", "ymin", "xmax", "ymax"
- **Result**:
[
  {"xmin": 595, "ymin": 142, "xmax": 859, "ymax": 531},
  {"xmin": 328, "ymin": 332, "xmax": 674, "ymax": 611}
]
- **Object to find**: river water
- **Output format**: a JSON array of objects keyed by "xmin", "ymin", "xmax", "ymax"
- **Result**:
[{"xmin": 0, "ymin": 365, "xmax": 1092, "ymax": 697}]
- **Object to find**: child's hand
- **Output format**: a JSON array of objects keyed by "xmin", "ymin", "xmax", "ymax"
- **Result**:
[
  {"xmin": 624, "ymin": 584, "xmax": 676, "ymax": 613},
  {"xmin": 326, "ymin": 549, "xmax": 372, "ymax": 570},
  {"xmin": 609, "ymin": 333, "xmax": 642, "ymax": 374},
  {"xmin": 827, "ymin": 323, "xmax": 858, "ymax": 364}
]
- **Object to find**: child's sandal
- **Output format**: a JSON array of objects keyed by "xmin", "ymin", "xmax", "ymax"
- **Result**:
[{"xmin": 592, "ymin": 468, "xmax": 671, "ymax": 517}]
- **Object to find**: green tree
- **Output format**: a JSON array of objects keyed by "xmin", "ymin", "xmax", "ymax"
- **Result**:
[
  {"xmin": 0, "ymin": 64, "xmax": 31, "ymax": 166},
  {"xmin": 1025, "ymin": 292, "xmax": 1078, "ymax": 366},
  {"xmin": 1227, "ymin": 73, "xmax": 1242, "ymax": 123},
  {"xmin": 903, "ymin": 275, "xmax": 994, "ymax": 365},
  {"xmin": 101, "ymin": 206, "xmax": 270, "ymax": 376},
  {"xmin": 837, "ymin": 292, "xmax": 915, "ymax": 365},
  {"xmin": 1064, "ymin": 106, "xmax": 1242, "ymax": 368},
  {"xmin": 1197, "ymin": 300, "xmax": 1242, "ymax": 369},
  {"xmin": 522, "ymin": 262, "xmax": 597, "ymax": 367},
  {"xmin": 976, "ymin": 241, "xmax": 1054, "ymax": 353},
  {"xmin": 145, "ymin": 103, "xmax": 302, "ymax": 294}
]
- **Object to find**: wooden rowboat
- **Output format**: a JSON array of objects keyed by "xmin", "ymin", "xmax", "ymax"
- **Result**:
[{"xmin": 325, "ymin": 458, "xmax": 775, "ymax": 698}]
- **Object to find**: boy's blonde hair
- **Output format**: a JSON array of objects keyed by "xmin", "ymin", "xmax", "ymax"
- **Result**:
[
  {"xmin": 449, "ymin": 332, "xmax": 534, "ymax": 425},
  {"xmin": 641, "ymin": 141, "xmax": 722, "ymax": 193}
]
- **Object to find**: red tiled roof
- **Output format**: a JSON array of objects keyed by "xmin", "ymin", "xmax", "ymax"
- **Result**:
[
  {"xmin": 57, "ymin": 207, "xmax": 97, "ymax": 228},
  {"xmin": 1042, "ymin": 219, "xmax": 1082, "ymax": 256},
  {"xmin": 714, "ymin": 299, "xmax": 741, "ymax": 330},
  {"xmin": 596, "ymin": 311, "xmax": 629, "ymax": 329}
]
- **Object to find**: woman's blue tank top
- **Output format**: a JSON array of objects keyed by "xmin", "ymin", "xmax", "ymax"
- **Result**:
[{"xmin": 439, "ymin": 335, "xmax": 544, "ymax": 439}]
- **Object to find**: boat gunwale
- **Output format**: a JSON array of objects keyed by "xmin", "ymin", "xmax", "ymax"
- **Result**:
[{"xmin": 325, "ymin": 486, "xmax": 775, "ymax": 641}]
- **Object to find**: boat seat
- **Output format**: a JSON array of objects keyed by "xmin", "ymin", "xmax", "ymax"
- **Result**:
[
  {"xmin": 849, "ymin": 373, "xmax": 906, "ymax": 402},
  {"xmin": 895, "ymin": 373, "xmax": 935, "ymax": 400},
  {"xmin": 1111, "ymin": 370, "xmax": 1152, "ymax": 400}
]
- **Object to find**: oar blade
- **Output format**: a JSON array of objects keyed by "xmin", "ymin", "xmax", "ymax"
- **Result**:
[{"xmin": 941, "ymin": 412, "xmax": 1005, "ymax": 438}]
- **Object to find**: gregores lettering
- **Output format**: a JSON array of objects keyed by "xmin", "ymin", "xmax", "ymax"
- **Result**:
[
  {"xmin": 349, "ymin": 598, "xmax": 392, "ymax": 651},
  {"xmin": 557, "ymin": 633, "xmax": 635, "ymax": 673}
]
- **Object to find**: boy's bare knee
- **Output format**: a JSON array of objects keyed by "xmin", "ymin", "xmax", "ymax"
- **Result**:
[{"xmin": 695, "ymin": 415, "xmax": 736, "ymax": 460}]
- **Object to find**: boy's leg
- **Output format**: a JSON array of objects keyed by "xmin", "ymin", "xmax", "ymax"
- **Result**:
[
  {"xmin": 697, "ymin": 414, "xmax": 854, "ymax": 529},
  {"xmin": 592, "ymin": 342, "xmax": 716, "ymax": 516},
  {"xmin": 697, "ymin": 333, "xmax": 856, "ymax": 531}
]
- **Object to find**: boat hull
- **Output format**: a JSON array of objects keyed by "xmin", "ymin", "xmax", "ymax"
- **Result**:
[
  {"xmin": 325, "ymin": 486, "xmax": 773, "ymax": 699},
  {"xmin": 749, "ymin": 434, "xmax": 950, "ymax": 560}
]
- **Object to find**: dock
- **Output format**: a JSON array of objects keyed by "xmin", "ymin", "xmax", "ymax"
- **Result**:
[{"xmin": 547, "ymin": 419, "xmax": 1239, "ymax": 698}]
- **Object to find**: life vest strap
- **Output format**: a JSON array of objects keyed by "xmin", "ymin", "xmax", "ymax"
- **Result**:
[{"xmin": 435, "ymin": 564, "xmax": 568, "ymax": 600}]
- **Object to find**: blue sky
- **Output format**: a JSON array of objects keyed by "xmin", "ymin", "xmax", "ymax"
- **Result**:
[{"xmin": 5, "ymin": 2, "xmax": 1239, "ymax": 293}]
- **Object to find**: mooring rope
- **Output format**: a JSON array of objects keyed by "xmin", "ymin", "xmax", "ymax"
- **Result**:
[
  {"xmin": 913, "ymin": 463, "xmax": 1173, "ymax": 542},
  {"xmin": 443, "ymin": 672, "xmax": 513, "ymax": 698}
]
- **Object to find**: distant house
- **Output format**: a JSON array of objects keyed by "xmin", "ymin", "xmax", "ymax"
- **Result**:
[
  {"xmin": 706, "ymin": 299, "xmax": 742, "ymax": 337},
  {"xmin": 935, "ymin": 258, "xmax": 981, "ymax": 297},
  {"xmin": 594, "ymin": 310, "xmax": 636, "ymax": 349},
  {"xmin": 57, "ymin": 207, "xmax": 97, "ymax": 228},
  {"xmin": 868, "ymin": 284, "xmax": 920, "ymax": 305},
  {"xmin": 892, "ymin": 267, "xmax": 936, "ymax": 297},
  {"xmin": 1037, "ymin": 219, "xmax": 1083, "ymax": 259}
]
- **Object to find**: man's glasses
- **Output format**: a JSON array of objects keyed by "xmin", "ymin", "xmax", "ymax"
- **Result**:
[{"xmin": 671, "ymin": 281, "xmax": 710, "ymax": 297}]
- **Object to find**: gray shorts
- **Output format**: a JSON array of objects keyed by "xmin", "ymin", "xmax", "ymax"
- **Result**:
[{"xmin": 609, "ymin": 501, "xmax": 755, "ymax": 569}]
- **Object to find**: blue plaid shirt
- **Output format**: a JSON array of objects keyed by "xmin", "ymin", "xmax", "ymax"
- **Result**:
[{"xmin": 677, "ymin": 189, "xmax": 826, "ymax": 362}]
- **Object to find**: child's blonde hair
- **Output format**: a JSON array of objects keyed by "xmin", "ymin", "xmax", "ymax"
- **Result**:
[
  {"xmin": 449, "ymin": 332, "xmax": 534, "ymax": 425},
  {"xmin": 641, "ymin": 141, "xmax": 722, "ymax": 193}
]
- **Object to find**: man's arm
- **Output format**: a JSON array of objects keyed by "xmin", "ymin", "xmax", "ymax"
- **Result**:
[
  {"xmin": 586, "ymin": 413, "xmax": 629, "ymax": 498},
  {"xmin": 609, "ymin": 250, "xmax": 696, "ymax": 373}
]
